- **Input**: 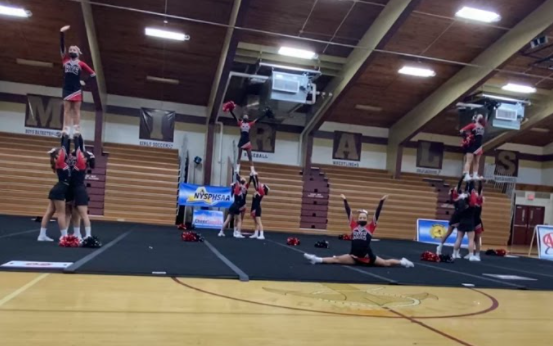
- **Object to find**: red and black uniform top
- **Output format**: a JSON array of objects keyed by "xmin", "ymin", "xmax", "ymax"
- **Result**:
[
  {"xmin": 60, "ymin": 32, "xmax": 95, "ymax": 96},
  {"xmin": 460, "ymin": 120, "xmax": 485, "ymax": 147},
  {"xmin": 231, "ymin": 173, "xmax": 250, "ymax": 207},
  {"xmin": 70, "ymin": 135, "xmax": 95, "ymax": 186},
  {"xmin": 250, "ymin": 174, "xmax": 269, "ymax": 210},
  {"xmin": 467, "ymin": 181, "xmax": 484, "ymax": 208},
  {"xmin": 227, "ymin": 104, "xmax": 268, "ymax": 147},
  {"xmin": 344, "ymin": 198, "xmax": 385, "ymax": 258},
  {"xmin": 450, "ymin": 175, "xmax": 468, "ymax": 212},
  {"xmin": 52, "ymin": 134, "xmax": 71, "ymax": 184}
]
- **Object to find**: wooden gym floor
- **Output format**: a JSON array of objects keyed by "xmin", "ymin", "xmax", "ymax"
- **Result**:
[{"xmin": 1, "ymin": 272, "xmax": 552, "ymax": 346}]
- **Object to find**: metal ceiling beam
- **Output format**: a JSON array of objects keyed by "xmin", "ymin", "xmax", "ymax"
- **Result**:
[
  {"xmin": 482, "ymin": 94, "xmax": 553, "ymax": 152},
  {"xmin": 206, "ymin": 0, "xmax": 250, "ymax": 125},
  {"xmin": 386, "ymin": 0, "xmax": 553, "ymax": 175},
  {"xmin": 301, "ymin": 0, "xmax": 420, "ymax": 138}
]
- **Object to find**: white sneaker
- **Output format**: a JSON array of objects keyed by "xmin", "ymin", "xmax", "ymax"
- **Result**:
[
  {"xmin": 218, "ymin": 231, "xmax": 225, "ymax": 237},
  {"xmin": 475, "ymin": 253, "xmax": 481, "ymax": 261},
  {"xmin": 251, "ymin": 167, "xmax": 257, "ymax": 175},
  {"xmin": 233, "ymin": 232, "xmax": 245, "ymax": 239},
  {"xmin": 400, "ymin": 258, "xmax": 414, "ymax": 268},
  {"xmin": 304, "ymin": 253, "xmax": 318, "ymax": 264},
  {"xmin": 436, "ymin": 244, "xmax": 443, "ymax": 255},
  {"xmin": 257, "ymin": 234, "xmax": 265, "ymax": 240},
  {"xmin": 472, "ymin": 173, "xmax": 481, "ymax": 180},
  {"xmin": 464, "ymin": 254, "xmax": 471, "ymax": 259},
  {"xmin": 452, "ymin": 251, "xmax": 461, "ymax": 259},
  {"xmin": 469, "ymin": 255, "xmax": 480, "ymax": 262},
  {"xmin": 37, "ymin": 235, "xmax": 54, "ymax": 242},
  {"xmin": 250, "ymin": 231, "xmax": 259, "ymax": 239},
  {"xmin": 463, "ymin": 173, "xmax": 472, "ymax": 182}
]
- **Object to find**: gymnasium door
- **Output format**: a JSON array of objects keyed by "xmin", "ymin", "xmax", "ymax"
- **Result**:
[{"xmin": 512, "ymin": 205, "xmax": 545, "ymax": 245}]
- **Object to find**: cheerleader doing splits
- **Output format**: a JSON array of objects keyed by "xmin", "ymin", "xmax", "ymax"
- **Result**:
[
  {"xmin": 249, "ymin": 173, "xmax": 270, "ymax": 240},
  {"xmin": 38, "ymin": 134, "xmax": 71, "ymax": 241},
  {"xmin": 304, "ymin": 194, "xmax": 414, "ymax": 268},
  {"xmin": 461, "ymin": 113, "xmax": 486, "ymax": 182},
  {"xmin": 59, "ymin": 25, "xmax": 96, "ymax": 134},
  {"xmin": 222, "ymin": 101, "xmax": 269, "ymax": 174},
  {"xmin": 218, "ymin": 173, "xmax": 249, "ymax": 238}
]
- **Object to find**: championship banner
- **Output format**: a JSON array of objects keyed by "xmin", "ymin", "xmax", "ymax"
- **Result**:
[
  {"xmin": 241, "ymin": 122, "xmax": 277, "ymax": 162},
  {"xmin": 178, "ymin": 183, "xmax": 233, "ymax": 208},
  {"xmin": 25, "ymin": 94, "xmax": 63, "ymax": 137},
  {"xmin": 139, "ymin": 108, "xmax": 175, "ymax": 148},
  {"xmin": 416, "ymin": 141, "xmax": 443, "ymax": 175},
  {"xmin": 536, "ymin": 225, "xmax": 553, "ymax": 261},
  {"xmin": 193, "ymin": 210, "xmax": 224, "ymax": 230},
  {"xmin": 417, "ymin": 219, "xmax": 469, "ymax": 248},
  {"xmin": 332, "ymin": 131, "xmax": 362, "ymax": 168}
]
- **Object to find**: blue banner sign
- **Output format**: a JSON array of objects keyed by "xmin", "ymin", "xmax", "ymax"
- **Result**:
[
  {"xmin": 193, "ymin": 210, "xmax": 224, "ymax": 230},
  {"xmin": 178, "ymin": 183, "xmax": 233, "ymax": 208},
  {"xmin": 417, "ymin": 219, "xmax": 469, "ymax": 248}
]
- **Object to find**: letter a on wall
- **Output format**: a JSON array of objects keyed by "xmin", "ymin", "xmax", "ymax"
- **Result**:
[
  {"xmin": 495, "ymin": 150, "xmax": 519, "ymax": 177},
  {"xmin": 416, "ymin": 141, "xmax": 444, "ymax": 169},
  {"xmin": 333, "ymin": 131, "xmax": 361, "ymax": 162}
]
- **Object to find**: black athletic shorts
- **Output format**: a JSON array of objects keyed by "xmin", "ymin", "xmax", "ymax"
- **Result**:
[
  {"xmin": 229, "ymin": 203, "xmax": 245, "ymax": 215},
  {"xmin": 48, "ymin": 182, "xmax": 69, "ymax": 201},
  {"xmin": 250, "ymin": 206, "xmax": 262, "ymax": 218},
  {"xmin": 457, "ymin": 207, "xmax": 475, "ymax": 233},
  {"xmin": 65, "ymin": 186, "xmax": 75, "ymax": 203},
  {"xmin": 464, "ymin": 135, "xmax": 483, "ymax": 155},
  {"xmin": 350, "ymin": 249, "xmax": 377, "ymax": 266},
  {"xmin": 73, "ymin": 185, "xmax": 89, "ymax": 206}
]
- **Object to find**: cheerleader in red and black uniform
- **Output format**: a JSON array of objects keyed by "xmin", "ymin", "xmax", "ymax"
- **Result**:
[
  {"xmin": 452, "ymin": 180, "xmax": 479, "ymax": 261},
  {"xmin": 460, "ymin": 113, "xmax": 486, "ymax": 182},
  {"xmin": 37, "ymin": 134, "xmax": 71, "ymax": 241},
  {"xmin": 304, "ymin": 194, "xmax": 414, "ymax": 268},
  {"xmin": 218, "ymin": 173, "xmax": 249, "ymax": 238},
  {"xmin": 69, "ymin": 134, "xmax": 95, "ymax": 240},
  {"xmin": 249, "ymin": 173, "xmax": 270, "ymax": 240},
  {"xmin": 471, "ymin": 180, "xmax": 484, "ymax": 261},
  {"xmin": 59, "ymin": 25, "xmax": 96, "ymax": 134},
  {"xmin": 222, "ymin": 101, "xmax": 270, "ymax": 174},
  {"xmin": 437, "ymin": 175, "xmax": 465, "ymax": 255}
]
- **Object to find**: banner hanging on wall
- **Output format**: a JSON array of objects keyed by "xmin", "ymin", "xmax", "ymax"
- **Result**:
[
  {"xmin": 494, "ymin": 150, "xmax": 518, "ymax": 181},
  {"xmin": 417, "ymin": 219, "xmax": 469, "ymax": 248},
  {"xmin": 416, "ymin": 140, "xmax": 443, "ymax": 175},
  {"xmin": 241, "ymin": 122, "xmax": 277, "ymax": 162},
  {"xmin": 139, "ymin": 108, "xmax": 175, "ymax": 148},
  {"xmin": 536, "ymin": 225, "xmax": 553, "ymax": 261},
  {"xmin": 178, "ymin": 183, "xmax": 233, "ymax": 208},
  {"xmin": 24, "ymin": 94, "xmax": 63, "ymax": 137},
  {"xmin": 193, "ymin": 210, "xmax": 224, "ymax": 230},
  {"xmin": 332, "ymin": 131, "xmax": 362, "ymax": 168}
]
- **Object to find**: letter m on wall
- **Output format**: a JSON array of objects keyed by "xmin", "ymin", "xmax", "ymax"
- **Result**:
[{"xmin": 25, "ymin": 95, "xmax": 63, "ymax": 130}]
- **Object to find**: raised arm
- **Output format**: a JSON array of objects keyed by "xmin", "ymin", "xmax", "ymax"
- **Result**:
[
  {"xmin": 250, "ymin": 173, "xmax": 259, "ymax": 189},
  {"xmin": 373, "ymin": 195, "xmax": 388, "ymax": 223},
  {"xmin": 60, "ymin": 133, "xmax": 70, "ymax": 154},
  {"xmin": 478, "ymin": 180, "xmax": 483, "ymax": 195},
  {"xmin": 340, "ymin": 194, "xmax": 352, "ymax": 220},
  {"xmin": 222, "ymin": 101, "xmax": 239, "ymax": 123},
  {"xmin": 456, "ymin": 174, "xmax": 464, "ymax": 192},
  {"xmin": 59, "ymin": 25, "xmax": 70, "ymax": 59},
  {"xmin": 460, "ymin": 122, "xmax": 476, "ymax": 134}
]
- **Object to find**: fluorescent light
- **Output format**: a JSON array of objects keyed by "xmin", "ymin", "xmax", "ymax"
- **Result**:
[
  {"xmin": 278, "ymin": 47, "xmax": 317, "ymax": 60},
  {"xmin": 0, "ymin": 5, "xmax": 30, "ymax": 17},
  {"xmin": 398, "ymin": 66, "xmax": 435, "ymax": 78},
  {"xmin": 530, "ymin": 128, "xmax": 549, "ymax": 133},
  {"xmin": 146, "ymin": 76, "xmax": 180, "ymax": 85},
  {"xmin": 481, "ymin": 93, "xmax": 530, "ymax": 103},
  {"xmin": 145, "ymin": 28, "xmax": 187, "ymax": 41},
  {"xmin": 501, "ymin": 83, "xmax": 536, "ymax": 94},
  {"xmin": 355, "ymin": 104, "xmax": 382, "ymax": 112},
  {"xmin": 455, "ymin": 6, "xmax": 501, "ymax": 23},
  {"xmin": 16, "ymin": 59, "xmax": 53, "ymax": 68}
]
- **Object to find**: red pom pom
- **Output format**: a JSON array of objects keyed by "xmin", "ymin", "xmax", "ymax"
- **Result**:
[
  {"xmin": 59, "ymin": 235, "xmax": 81, "ymax": 248},
  {"xmin": 286, "ymin": 237, "xmax": 300, "ymax": 246},
  {"xmin": 495, "ymin": 249, "xmax": 507, "ymax": 257},
  {"xmin": 421, "ymin": 251, "xmax": 439, "ymax": 262},
  {"xmin": 222, "ymin": 101, "xmax": 236, "ymax": 112}
]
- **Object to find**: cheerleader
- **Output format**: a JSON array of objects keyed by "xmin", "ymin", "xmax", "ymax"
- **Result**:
[
  {"xmin": 452, "ymin": 181, "xmax": 479, "ymax": 261},
  {"xmin": 437, "ymin": 175, "xmax": 465, "ymax": 255},
  {"xmin": 461, "ymin": 113, "xmax": 486, "ymax": 181},
  {"xmin": 218, "ymin": 173, "xmax": 249, "ymax": 238},
  {"xmin": 249, "ymin": 173, "xmax": 270, "ymax": 240},
  {"xmin": 222, "ymin": 101, "xmax": 270, "ymax": 174},
  {"xmin": 59, "ymin": 25, "xmax": 96, "ymax": 134},
  {"xmin": 37, "ymin": 134, "xmax": 71, "ymax": 241},
  {"xmin": 69, "ymin": 134, "xmax": 95, "ymax": 240},
  {"xmin": 304, "ymin": 194, "xmax": 414, "ymax": 268},
  {"xmin": 466, "ymin": 180, "xmax": 484, "ymax": 261}
]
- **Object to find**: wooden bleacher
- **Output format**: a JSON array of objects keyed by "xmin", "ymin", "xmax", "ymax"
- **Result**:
[
  {"xmin": 0, "ymin": 132, "xmax": 179, "ymax": 226},
  {"xmin": 103, "ymin": 143, "xmax": 179, "ymax": 225},
  {"xmin": 320, "ymin": 165, "xmax": 513, "ymax": 246},
  {"xmin": 239, "ymin": 162, "xmax": 302, "ymax": 233}
]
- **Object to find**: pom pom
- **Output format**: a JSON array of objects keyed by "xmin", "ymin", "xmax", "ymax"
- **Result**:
[
  {"xmin": 314, "ymin": 241, "xmax": 329, "ymax": 249},
  {"xmin": 338, "ymin": 234, "xmax": 352, "ymax": 241},
  {"xmin": 181, "ymin": 231, "xmax": 204, "ymax": 242},
  {"xmin": 81, "ymin": 236, "xmax": 102, "ymax": 248},
  {"xmin": 222, "ymin": 101, "xmax": 236, "ymax": 113},
  {"xmin": 495, "ymin": 249, "xmax": 506, "ymax": 257},
  {"xmin": 286, "ymin": 237, "xmax": 300, "ymax": 246},
  {"xmin": 59, "ymin": 235, "xmax": 81, "ymax": 248},
  {"xmin": 421, "ymin": 251, "xmax": 439, "ymax": 262},
  {"xmin": 485, "ymin": 249, "xmax": 497, "ymax": 256},
  {"xmin": 438, "ymin": 254, "xmax": 454, "ymax": 263}
]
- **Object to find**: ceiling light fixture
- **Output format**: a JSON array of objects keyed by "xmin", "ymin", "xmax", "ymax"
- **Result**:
[
  {"xmin": 501, "ymin": 83, "xmax": 536, "ymax": 94},
  {"xmin": 146, "ymin": 76, "xmax": 180, "ymax": 85},
  {"xmin": 278, "ymin": 47, "xmax": 317, "ymax": 60},
  {"xmin": 16, "ymin": 59, "xmax": 53, "ymax": 68},
  {"xmin": 145, "ymin": 27, "xmax": 188, "ymax": 41},
  {"xmin": 480, "ymin": 93, "xmax": 531, "ymax": 104},
  {"xmin": 355, "ymin": 104, "xmax": 383, "ymax": 112},
  {"xmin": 455, "ymin": 6, "xmax": 501, "ymax": 23},
  {"xmin": 0, "ymin": 4, "xmax": 30, "ymax": 17},
  {"xmin": 530, "ymin": 128, "xmax": 550, "ymax": 133},
  {"xmin": 398, "ymin": 66, "xmax": 436, "ymax": 78}
]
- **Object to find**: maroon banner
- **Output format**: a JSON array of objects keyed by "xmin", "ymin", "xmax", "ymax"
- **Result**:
[
  {"xmin": 416, "ymin": 141, "xmax": 444, "ymax": 170},
  {"xmin": 495, "ymin": 150, "xmax": 519, "ymax": 177},
  {"xmin": 333, "ymin": 131, "xmax": 362, "ymax": 162}
]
